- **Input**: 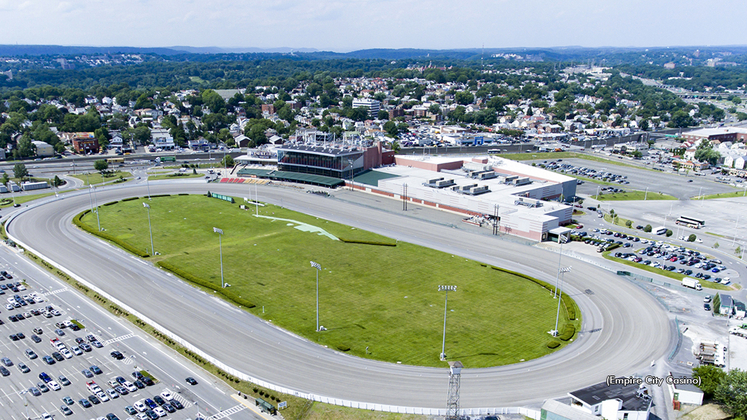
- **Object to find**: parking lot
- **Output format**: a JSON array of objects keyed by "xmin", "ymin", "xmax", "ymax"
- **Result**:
[
  {"xmin": 0, "ymin": 247, "xmax": 257, "ymax": 420},
  {"xmin": 572, "ymin": 228, "xmax": 735, "ymax": 287}
]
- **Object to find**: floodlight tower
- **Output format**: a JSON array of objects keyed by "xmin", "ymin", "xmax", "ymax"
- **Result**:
[{"xmin": 445, "ymin": 361, "xmax": 463, "ymax": 420}]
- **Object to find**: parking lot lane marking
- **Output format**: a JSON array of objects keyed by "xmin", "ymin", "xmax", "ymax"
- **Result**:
[
  {"xmin": 42, "ymin": 287, "xmax": 68, "ymax": 296},
  {"xmin": 172, "ymin": 393, "xmax": 192, "ymax": 408},
  {"xmin": 206, "ymin": 404, "xmax": 246, "ymax": 420},
  {"xmin": 103, "ymin": 333, "xmax": 134, "ymax": 345}
]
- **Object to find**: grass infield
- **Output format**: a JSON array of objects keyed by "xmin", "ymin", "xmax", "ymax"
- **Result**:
[{"xmin": 78, "ymin": 194, "xmax": 579, "ymax": 368}]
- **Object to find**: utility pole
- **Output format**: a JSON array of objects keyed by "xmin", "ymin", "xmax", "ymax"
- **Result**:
[{"xmin": 438, "ymin": 285, "xmax": 457, "ymax": 360}]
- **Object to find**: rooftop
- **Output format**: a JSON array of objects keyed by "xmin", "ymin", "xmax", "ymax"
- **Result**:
[{"xmin": 570, "ymin": 381, "xmax": 651, "ymax": 412}]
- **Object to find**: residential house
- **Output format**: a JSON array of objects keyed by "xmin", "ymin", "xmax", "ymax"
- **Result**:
[{"xmin": 568, "ymin": 381, "xmax": 652, "ymax": 420}]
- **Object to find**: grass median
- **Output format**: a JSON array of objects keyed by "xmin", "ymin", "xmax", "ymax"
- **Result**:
[
  {"xmin": 77, "ymin": 194, "xmax": 579, "ymax": 368},
  {"xmin": 71, "ymin": 170, "xmax": 132, "ymax": 186}
]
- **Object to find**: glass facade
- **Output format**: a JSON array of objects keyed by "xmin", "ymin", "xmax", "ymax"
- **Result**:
[{"xmin": 277, "ymin": 149, "xmax": 363, "ymax": 178}]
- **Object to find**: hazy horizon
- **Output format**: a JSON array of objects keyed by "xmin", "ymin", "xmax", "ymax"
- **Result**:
[{"xmin": 1, "ymin": 0, "xmax": 745, "ymax": 52}]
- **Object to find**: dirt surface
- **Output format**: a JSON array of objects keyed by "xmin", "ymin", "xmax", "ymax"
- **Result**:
[{"xmin": 679, "ymin": 403, "xmax": 730, "ymax": 420}]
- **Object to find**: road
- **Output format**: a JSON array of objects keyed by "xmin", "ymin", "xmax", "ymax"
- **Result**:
[
  {"xmin": 5, "ymin": 182, "xmax": 672, "ymax": 411},
  {"xmin": 0, "ymin": 238, "xmax": 258, "ymax": 420}
]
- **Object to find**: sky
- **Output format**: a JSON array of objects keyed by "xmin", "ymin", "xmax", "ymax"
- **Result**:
[{"xmin": 1, "ymin": 0, "xmax": 747, "ymax": 52}]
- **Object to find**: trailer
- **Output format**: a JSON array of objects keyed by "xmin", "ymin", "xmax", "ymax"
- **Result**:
[{"xmin": 21, "ymin": 181, "xmax": 50, "ymax": 191}]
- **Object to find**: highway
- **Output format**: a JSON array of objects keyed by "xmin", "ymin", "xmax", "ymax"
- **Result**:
[{"xmin": 6, "ymin": 181, "xmax": 673, "ymax": 410}]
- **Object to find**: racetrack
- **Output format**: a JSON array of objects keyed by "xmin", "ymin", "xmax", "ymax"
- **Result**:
[{"xmin": 7, "ymin": 182, "xmax": 673, "ymax": 410}]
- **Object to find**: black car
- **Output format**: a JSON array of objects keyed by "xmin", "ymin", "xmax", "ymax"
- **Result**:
[
  {"xmin": 43, "ymin": 356, "xmax": 55, "ymax": 365},
  {"xmin": 185, "ymin": 377, "xmax": 198, "ymax": 385},
  {"xmin": 51, "ymin": 352, "xmax": 64, "ymax": 362},
  {"xmin": 704, "ymin": 303, "xmax": 712, "ymax": 311},
  {"xmin": 31, "ymin": 335, "xmax": 42, "ymax": 343},
  {"xmin": 133, "ymin": 380, "xmax": 145, "ymax": 389},
  {"xmin": 162, "ymin": 403, "xmax": 176, "ymax": 413},
  {"xmin": 78, "ymin": 398, "xmax": 92, "ymax": 408},
  {"xmin": 88, "ymin": 395, "xmax": 100, "ymax": 405},
  {"xmin": 144, "ymin": 410, "xmax": 158, "ymax": 420},
  {"xmin": 170, "ymin": 399, "xmax": 183, "ymax": 410},
  {"xmin": 90, "ymin": 365, "xmax": 103, "ymax": 375},
  {"xmin": 0, "ymin": 366, "xmax": 9, "ymax": 376},
  {"xmin": 106, "ymin": 413, "xmax": 120, "ymax": 420},
  {"xmin": 110, "ymin": 351, "xmax": 124, "ymax": 360},
  {"xmin": 153, "ymin": 395, "xmax": 166, "ymax": 406}
]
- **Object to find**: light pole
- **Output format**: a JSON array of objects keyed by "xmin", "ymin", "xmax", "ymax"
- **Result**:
[
  {"xmin": 552, "ymin": 266, "xmax": 572, "ymax": 337},
  {"xmin": 595, "ymin": 184, "xmax": 600, "ymax": 200},
  {"xmin": 143, "ymin": 202, "xmax": 155, "ymax": 256},
  {"xmin": 438, "ymin": 285, "xmax": 457, "ymax": 360},
  {"xmin": 146, "ymin": 175, "xmax": 151, "ymax": 200},
  {"xmin": 91, "ymin": 185, "xmax": 101, "ymax": 232},
  {"xmin": 310, "ymin": 261, "xmax": 322, "ymax": 331},
  {"xmin": 644, "ymin": 186, "xmax": 648, "ymax": 201},
  {"xmin": 214, "ymin": 227, "xmax": 224, "ymax": 288},
  {"xmin": 554, "ymin": 234, "xmax": 568, "ymax": 298}
]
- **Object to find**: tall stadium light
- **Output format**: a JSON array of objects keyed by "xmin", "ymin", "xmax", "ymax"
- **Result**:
[
  {"xmin": 554, "ymin": 233, "xmax": 568, "ymax": 298},
  {"xmin": 146, "ymin": 176, "xmax": 152, "ymax": 200},
  {"xmin": 552, "ymin": 266, "xmax": 572, "ymax": 337},
  {"xmin": 438, "ymin": 285, "xmax": 457, "ymax": 360},
  {"xmin": 214, "ymin": 227, "xmax": 225, "ymax": 289},
  {"xmin": 310, "ymin": 261, "xmax": 322, "ymax": 331},
  {"xmin": 143, "ymin": 202, "xmax": 155, "ymax": 256},
  {"xmin": 91, "ymin": 185, "xmax": 101, "ymax": 232}
]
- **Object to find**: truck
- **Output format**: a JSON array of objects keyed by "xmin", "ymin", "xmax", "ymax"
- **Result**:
[
  {"xmin": 682, "ymin": 277, "xmax": 703, "ymax": 291},
  {"xmin": 86, "ymin": 381, "xmax": 102, "ymax": 394}
]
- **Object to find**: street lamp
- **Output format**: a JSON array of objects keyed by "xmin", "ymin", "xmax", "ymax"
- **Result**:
[
  {"xmin": 310, "ymin": 261, "xmax": 322, "ymax": 331},
  {"xmin": 438, "ymin": 285, "xmax": 457, "ymax": 360},
  {"xmin": 91, "ymin": 185, "xmax": 101, "ymax": 232},
  {"xmin": 146, "ymin": 175, "xmax": 152, "ymax": 200},
  {"xmin": 552, "ymin": 266, "xmax": 572, "ymax": 337},
  {"xmin": 554, "ymin": 233, "xmax": 568, "ymax": 298},
  {"xmin": 644, "ymin": 186, "xmax": 648, "ymax": 201},
  {"xmin": 214, "ymin": 227, "xmax": 224, "ymax": 288},
  {"xmin": 143, "ymin": 202, "xmax": 155, "ymax": 256}
]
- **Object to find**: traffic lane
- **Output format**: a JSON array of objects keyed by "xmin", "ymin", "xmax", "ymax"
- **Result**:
[
  {"xmin": 7, "ymin": 183, "xmax": 672, "ymax": 407},
  {"xmin": 0, "ymin": 246, "xmax": 256, "ymax": 420}
]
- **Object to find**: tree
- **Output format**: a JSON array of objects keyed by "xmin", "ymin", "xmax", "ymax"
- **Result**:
[
  {"xmin": 52, "ymin": 175, "xmax": 63, "ymax": 187},
  {"xmin": 93, "ymin": 159, "xmax": 109, "ymax": 174},
  {"xmin": 688, "ymin": 234, "xmax": 697, "ymax": 242},
  {"xmin": 455, "ymin": 91, "xmax": 474, "ymax": 105},
  {"xmin": 377, "ymin": 110, "xmax": 389, "ymax": 120},
  {"xmin": 693, "ymin": 365, "xmax": 725, "ymax": 399},
  {"xmin": 665, "ymin": 229, "xmax": 673, "ymax": 237},
  {"xmin": 221, "ymin": 155, "xmax": 235, "ymax": 168},
  {"xmin": 1, "ymin": 173, "xmax": 8, "ymax": 185},
  {"xmin": 133, "ymin": 126, "xmax": 152, "ymax": 145},
  {"xmin": 715, "ymin": 368, "xmax": 747, "ymax": 418},
  {"xmin": 644, "ymin": 224, "xmax": 652, "ymax": 233},
  {"xmin": 625, "ymin": 220, "xmax": 632, "ymax": 228},
  {"xmin": 383, "ymin": 121, "xmax": 398, "ymax": 137},
  {"xmin": 13, "ymin": 163, "xmax": 28, "ymax": 180}
]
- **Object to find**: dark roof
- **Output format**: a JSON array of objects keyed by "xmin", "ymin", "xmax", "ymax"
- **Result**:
[
  {"xmin": 279, "ymin": 144, "xmax": 362, "ymax": 157},
  {"xmin": 268, "ymin": 171, "xmax": 345, "ymax": 188},
  {"xmin": 569, "ymin": 381, "xmax": 651, "ymax": 412}
]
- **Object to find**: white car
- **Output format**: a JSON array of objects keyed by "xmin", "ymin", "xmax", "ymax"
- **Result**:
[
  {"xmin": 160, "ymin": 389, "xmax": 174, "ymax": 401},
  {"xmin": 107, "ymin": 388, "xmax": 119, "ymax": 399},
  {"xmin": 71, "ymin": 346, "xmax": 83, "ymax": 356},
  {"xmin": 134, "ymin": 401, "xmax": 147, "ymax": 412},
  {"xmin": 123, "ymin": 381, "xmax": 137, "ymax": 392},
  {"xmin": 47, "ymin": 380, "xmax": 61, "ymax": 391},
  {"xmin": 96, "ymin": 391, "xmax": 109, "ymax": 402},
  {"xmin": 153, "ymin": 407, "xmax": 167, "ymax": 417},
  {"xmin": 136, "ymin": 414, "xmax": 148, "ymax": 420},
  {"xmin": 4, "ymin": 304, "xmax": 13, "ymax": 310},
  {"xmin": 60, "ymin": 348, "xmax": 73, "ymax": 359}
]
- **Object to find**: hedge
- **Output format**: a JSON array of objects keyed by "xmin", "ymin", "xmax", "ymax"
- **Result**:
[
  {"xmin": 73, "ymin": 210, "xmax": 150, "ymax": 258},
  {"xmin": 557, "ymin": 324, "xmax": 576, "ymax": 341},
  {"xmin": 157, "ymin": 260, "xmax": 256, "ymax": 309},
  {"xmin": 121, "ymin": 197, "xmax": 140, "ymax": 202},
  {"xmin": 337, "ymin": 238, "xmax": 397, "ymax": 247},
  {"xmin": 490, "ymin": 265, "xmax": 578, "ymax": 321},
  {"xmin": 547, "ymin": 340, "xmax": 561, "ymax": 349},
  {"xmin": 102, "ymin": 201, "xmax": 119, "ymax": 207},
  {"xmin": 149, "ymin": 194, "xmax": 171, "ymax": 198}
]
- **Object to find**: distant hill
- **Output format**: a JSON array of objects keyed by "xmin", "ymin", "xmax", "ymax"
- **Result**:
[{"xmin": 0, "ymin": 45, "xmax": 187, "ymax": 56}]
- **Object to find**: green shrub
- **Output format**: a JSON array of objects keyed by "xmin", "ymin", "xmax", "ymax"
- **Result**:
[
  {"xmin": 547, "ymin": 341, "xmax": 560, "ymax": 349},
  {"xmin": 558, "ymin": 324, "xmax": 576, "ymax": 341},
  {"xmin": 336, "ymin": 344, "xmax": 351, "ymax": 352},
  {"xmin": 121, "ymin": 197, "xmax": 140, "ymax": 202},
  {"xmin": 102, "ymin": 201, "xmax": 119, "ymax": 206},
  {"xmin": 337, "ymin": 238, "xmax": 397, "ymax": 246}
]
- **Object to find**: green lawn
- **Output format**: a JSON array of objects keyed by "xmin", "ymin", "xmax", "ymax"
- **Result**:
[
  {"xmin": 592, "ymin": 191, "xmax": 676, "ymax": 201},
  {"xmin": 696, "ymin": 190, "xmax": 747, "ymax": 200},
  {"xmin": 71, "ymin": 171, "xmax": 132, "ymax": 186},
  {"xmin": 78, "ymin": 195, "xmax": 579, "ymax": 368},
  {"xmin": 0, "ymin": 191, "xmax": 58, "ymax": 208},
  {"xmin": 148, "ymin": 172, "xmax": 204, "ymax": 181}
]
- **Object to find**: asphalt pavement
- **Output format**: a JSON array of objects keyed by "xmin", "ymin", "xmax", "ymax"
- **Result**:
[{"xmin": 5, "ymin": 181, "xmax": 673, "ymax": 411}]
